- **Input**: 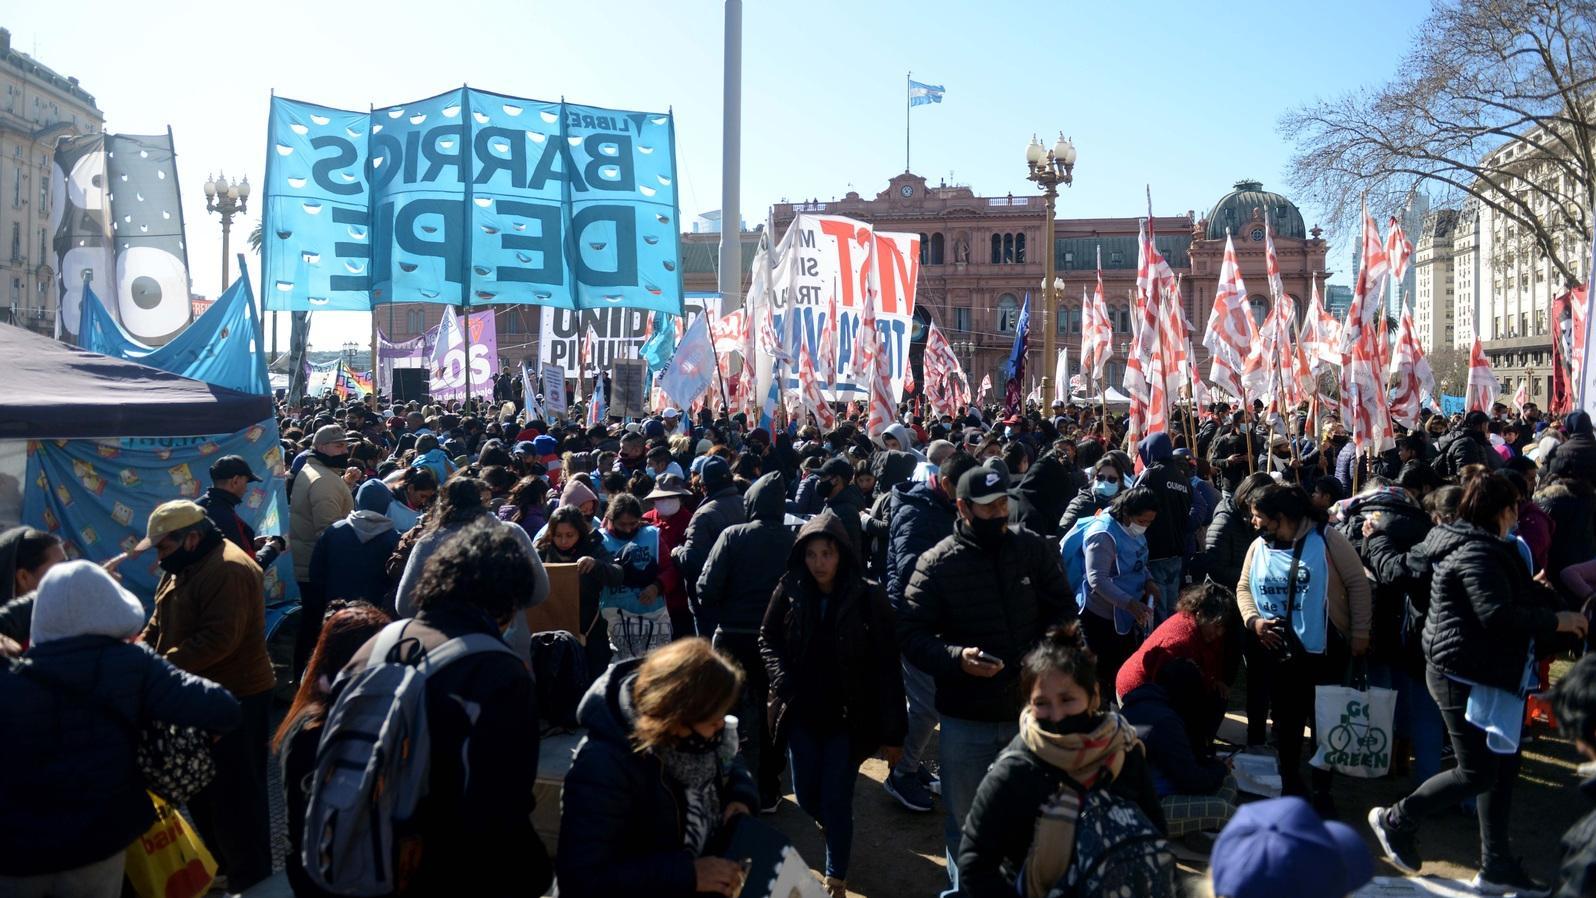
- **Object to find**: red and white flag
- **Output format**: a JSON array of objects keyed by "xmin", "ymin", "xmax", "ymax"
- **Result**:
[
  {"xmin": 1300, "ymin": 276, "xmax": 1341, "ymax": 374},
  {"xmin": 923, "ymin": 320, "xmax": 968, "ymax": 416},
  {"xmin": 865, "ymin": 322, "xmax": 896, "ymax": 440},
  {"xmin": 797, "ymin": 339, "xmax": 837, "ymax": 430},
  {"xmin": 1513, "ymin": 379, "xmax": 1529, "ymax": 414},
  {"xmin": 1084, "ymin": 255, "xmax": 1115, "ymax": 384},
  {"xmin": 1204, "ymin": 233, "xmax": 1256, "ymax": 403},
  {"xmin": 851, "ymin": 288, "xmax": 879, "ymax": 385},
  {"xmin": 1341, "ymin": 206, "xmax": 1394, "ymax": 452},
  {"xmin": 1467, "ymin": 332, "xmax": 1498, "ymax": 413},
  {"xmin": 1388, "ymin": 309, "xmax": 1435, "ymax": 429},
  {"xmin": 1125, "ymin": 205, "xmax": 1179, "ymax": 445},
  {"xmin": 978, "ymin": 373, "xmax": 992, "ymax": 404},
  {"xmin": 1342, "ymin": 203, "xmax": 1390, "ymax": 357},
  {"xmin": 817, "ymin": 293, "xmax": 840, "ymax": 390},
  {"xmin": 580, "ymin": 324, "xmax": 599, "ymax": 370},
  {"xmin": 1386, "ymin": 216, "xmax": 1414, "ymax": 286}
]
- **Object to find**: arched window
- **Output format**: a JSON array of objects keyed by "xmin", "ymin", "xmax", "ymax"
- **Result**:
[
  {"xmin": 997, "ymin": 293, "xmax": 1019, "ymax": 332},
  {"xmin": 919, "ymin": 233, "xmax": 929, "ymax": 265},
  {"xmin": 991, "ymin": 234, "xmax": 1003, "ymax": 264},
  {"xmin": 1003, "ymin": 234, "xmax": 1014, "ymax": 264},
  {"xmin": 1015, "ymin": 233, "xmax": 1026, "ymax": 264},
  {"xmin": 931, "ymin": 233, "xmax": 945, "ymax": 265},
  {"xmin": 1247, "ymin": 294, "xmax": 1271, "ymax": 329}
]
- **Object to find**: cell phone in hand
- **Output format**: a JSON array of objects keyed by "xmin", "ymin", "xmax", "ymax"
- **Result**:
[{"xmin": 975, "ymin": 650, "xmax": 1003, "ymax": 667}]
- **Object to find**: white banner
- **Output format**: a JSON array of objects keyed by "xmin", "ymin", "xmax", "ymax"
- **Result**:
[
  {"xmin": 541, "ymin": 362, "xmax": 568, "ymax": 413},
  {"xmin": 538, "ymin": 295, "xmax": 721, "ymax": 378},
  {"xmin": 748, "ymin": 214, "xmax": 920, "ymax": 404}
]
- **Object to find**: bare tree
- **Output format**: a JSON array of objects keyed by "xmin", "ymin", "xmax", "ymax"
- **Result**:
[{"xmin": 1281, "ymin": 0, "xmax": 1595, "ymax": 287}]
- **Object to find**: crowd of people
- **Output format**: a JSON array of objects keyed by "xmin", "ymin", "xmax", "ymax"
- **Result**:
[{"xmin": 2, "ymin": 389, "xmax": 1595, "ymax": 898}]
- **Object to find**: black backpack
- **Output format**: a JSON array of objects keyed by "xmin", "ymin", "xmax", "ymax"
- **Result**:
[{"xmin": 529, "ymin": 630, "xmax": 590, "ymax": 731}]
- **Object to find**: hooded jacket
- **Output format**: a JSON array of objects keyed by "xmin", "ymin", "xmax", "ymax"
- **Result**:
[
  {"xmin": 1118, "ymin": 683, "xmax": 1229, "ymax": 798},
  {"xmin": 1420, "ymin": 521, "xmax": 1561, "ymax": 692},
  {"xmin": 864, "ymin": 450, "xmax": 920, "ymax": 577},
  {"xmin": 643, "ymin": 502, "xmax": 695, "ymax": 617},
  {"xmin": 1337, "ymin": 487, "xmax": 1432, "ymax": 665},
  {"xmin": 760, "ymin": 512, "xmax": 907, "ymax": 764},
  {"xmin": 1013, "ymin": 449, "xmax": 1080, "ymax": 539},
  {"xmin": 880, "ymin": 422, "xmax": 925, "ymax": 461},
  {"xmin": 696, "ymin": 473, "xmax": 795, "ymax": 635},
  {"xmin": 1544, "ymin": 411, "xmax": 1596, "ymax": 486},
  {"xmin": 0, "ymin": 637, "xmax": 239, "ymax": 876},
  {"xmin": 557, "ymin": 659, "xmax": 759, "ymax": 898},
  {"xmin": 898, "ymin": 518, "xmax": 1075, "ymax": 722},
  {"xmin": 1435, "ymin": 428, "xmax": 1495, "ymax": 478},
  {"xmin": 1135, "ymin": 432, "xmax": 1192, "ymax": 560},
  {"xmin": 673, "ymin": 457, "xmax": 746, "ymax": 596},
  {"xmin": 825, "ymin": 481, "xmax": 870, "ymax": 558},
  {"xmin": 306, "ymin": 509, "xmax": 402, "ymax": 613},
  {"xmin": 885, "ymin": 479, "xmax": 957, "ymax": 611},
  {"xmin": 1538, "ymin": 477, "xmax": 1596, "ymax": 594}
]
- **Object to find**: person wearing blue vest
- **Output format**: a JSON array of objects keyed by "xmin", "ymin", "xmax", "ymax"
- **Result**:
[
  {"xmin": 1235, "ymin": 483, "xmax": 1372, "ymax": 818},
  {"xmin": 599, "ymin": 493, "xmax": 675, "ymax": 662},
  {"xmin": 1076, "ymin": 486, "xmax": 1161, "ymax": 693}
]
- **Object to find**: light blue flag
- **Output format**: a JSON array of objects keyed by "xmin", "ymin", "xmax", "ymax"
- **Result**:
[
  {"xmin": 908, "ymin": 79, "xmax": 945, "ymax": 106},
  {"xmin": 640, "ymin": 310, "xmax": 677, "ymax": 377},
  {"xmin": 660, "ymin": 314, "xmax": 716, "ymax": 408}
]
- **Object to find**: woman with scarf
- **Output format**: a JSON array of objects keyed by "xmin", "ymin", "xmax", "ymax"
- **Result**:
[
  {"xmin": 957, "ymin": 623, "xmax": 1167, "ymax": 898},
  {"xmin": 761, "ymin": 511, "xmax": 906, "ymax": 898},
  {"xmin": 558, "ymin": 638, "xmax": 757, "ymax": 898},
  {"xmin": 537, "ymin": 505, "xmax": 624, "ymax": 673}
]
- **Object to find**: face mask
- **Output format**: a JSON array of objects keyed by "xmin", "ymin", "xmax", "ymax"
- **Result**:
[
  {"xmin": 1124, "ymin": 521, "xmax": 1149, "ymax": 537},
  {"xmin": 1094, "ymin": 480, "xmax": 1120, "ymax": 499},
  {"xmin": 654, "ymin": 498, "xmax": 681, "ymax": 517},
  {"xmin": 1037, "ymin": 710, "xmax": 1102, "ymax": 736},
  {"xmin": 158, "ymin": 539, "xmax": 209, "ymax": 575},
  {"xmin": 968, "ymin": 515, "xmax": 1006, "ymax": 547},
  {"xmin": 677, "ymin": 728, "xmax": 722, "ymax": 755}
]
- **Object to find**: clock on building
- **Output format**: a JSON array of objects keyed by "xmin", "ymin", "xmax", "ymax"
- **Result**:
[
  {"xmin": 1250, "ymin": 227, "xmax": 1266, "ymax": 242},
  {"xmin": 900, "ymin": 184, "xmax": 914, "ymax": 197}
]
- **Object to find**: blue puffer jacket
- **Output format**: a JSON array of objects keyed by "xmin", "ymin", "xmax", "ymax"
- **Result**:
[
  {"xmin": 0, "ymin": 636, "xmax": 240, "ymax": 876},
  {"xmin": 885, "ymin": 480, "xmax": 956, "ymax": 610},
  {"xmin": 557, "ymin": 660, "xmax": 759, "ymax": 898}
]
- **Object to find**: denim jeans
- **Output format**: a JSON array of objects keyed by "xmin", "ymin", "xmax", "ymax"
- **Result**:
[
  {"xmin": 1391, "ymin": 668, "xmax": 1523, "ymax": 870},
  {"xmin": 787, "ymin": 724, "xmax": 859, "ymax": 878},
  {"xmin": 1394, "ymin": 665, "xmax": 1446, "ymax": 786},
  {"xmin": 894, "ymin": 659, "xmax": 939, "ymax": 776},
  {"xmin": 938, "ymin": 715, "xmax": 1019, "ymax": 897},
  {"xmin": 1147, "ymin": 556, "xmax": 1184, "ymax": 621}
]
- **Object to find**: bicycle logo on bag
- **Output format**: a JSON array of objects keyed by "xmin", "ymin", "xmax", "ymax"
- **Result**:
[{"xmin": 1324, "ymin": 698, "xmax": 1389, "ymax": 770}]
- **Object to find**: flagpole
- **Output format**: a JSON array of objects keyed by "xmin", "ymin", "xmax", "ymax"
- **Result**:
[{"xmin": 905, "ymin": 71, "xmax": 911, "ymax": 172}]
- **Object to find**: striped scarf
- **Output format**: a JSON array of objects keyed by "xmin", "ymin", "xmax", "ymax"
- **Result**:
[{"xmin": 1018, "ymin": 708, "xmax": 1140, "ymax": 898}]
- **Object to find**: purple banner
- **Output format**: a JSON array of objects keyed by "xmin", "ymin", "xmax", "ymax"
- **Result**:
[{"xmin": 428, "ymin": 311, "xmax": 496, "ymax": 402}]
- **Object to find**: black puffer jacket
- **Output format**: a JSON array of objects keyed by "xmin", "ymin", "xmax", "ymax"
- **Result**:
[
  {"xmin": 1537, "ymin": 478, "xmax": 1596, "ymax": 597},
  {"xmin": 696, "ymin": 473, "xmax": 795, "ymax": 635},
  {"xmin": 825, "ymin": 482, "xmax": 869, "ymax": 558},
  {"xmin": 558, "ymin": 659, "xmax": 759, "ymax": 898},
  {"xmin": 1203, "ymin": 495, "xmax": 1255, "ymax": 594},
  {"xmin": 760, "ymin": 512, "xmax": 907, "ymax": 764},
  {"xmin": 1057, "ymin": 487, "xmax": 1110, "ymax": 537},
  {"xmin": 1013, "ymin": 450, "xmax": 1081, "ymax": 539},
  {"xmin": 1, "ymin": 637, "xmax": 240, "ymax": 876},
  {"xmin": 885, "ymin": 480, "xmax": 956, "ymax": 610},
  {"xmin": 1339, "ymin": 488, "xmax": 1432, "ymax": 666},
  {"xmin": 1421, "ymin": 521, "xmax": 1561, "ymax": 692},
  {"xmin": 1434, "ymin": 429, "xmax": 1494, "ymax": 477},
  {"xmin": 1544, "ymin": 412, "xmax": 1596, "ymax": 486},
  {"xmin": 898, "ymin": 521, "xmax": 1074, "ymax": 722},
  {"xmin": 674, "ymin": 459, "xmax": 746, "ymax": 596},
  {"xmin": 864, "ymin": 451, "xmax": 920, "ymax": 579},
  {"xmin": 956, "ymin": 720, "xmax": 1166, "ymax": 898}
]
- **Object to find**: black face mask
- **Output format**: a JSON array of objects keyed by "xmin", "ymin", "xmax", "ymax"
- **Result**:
[
  {"xmin": 159, "ymin": 531, "xmax": 219, "ymax": 575},
  {"xmin": 313, "ymin": 449, "xmax": 348, "ymax": 469},
  {"xmin": 677, "ymin": 728, "xmax": 722, "ymax": 755},
  {"xmin": 967, "ymin": 515, "xmax": 1006, "ymax": 548},
  {"xmin": 1038, "ymin": 710, "xmax": 1103, "ymax": 736}
]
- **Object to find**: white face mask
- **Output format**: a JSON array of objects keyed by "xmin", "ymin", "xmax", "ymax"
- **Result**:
[
  {"xmin": 655, "ymin": 498, "xmax": 681, "ymax": 517},
  {"xmin": 1125, "ymin": 521, "xmax": 1150, "ymax": 537}
]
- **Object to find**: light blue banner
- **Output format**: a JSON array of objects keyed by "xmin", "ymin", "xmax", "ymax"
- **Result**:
[
  {"xmin": 262, "ymin": 88, "xmax": 682, "ymax": 315},
  {"xmin": 77, "ymin": 269, "xmax": 270, "ymax": 396},
  {"xmin": 22, "ymin": 420, "xmax": 297, "ymax": 607}
]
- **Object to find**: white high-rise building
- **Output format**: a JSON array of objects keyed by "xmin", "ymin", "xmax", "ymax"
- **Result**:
[{"xmin": 1412, "ymin": 209, "xmax": 1458, "ymax": 354}]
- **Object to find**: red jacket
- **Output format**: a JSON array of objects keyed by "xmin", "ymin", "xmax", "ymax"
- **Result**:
[
  {"xmin": 1115, "ymin": 611, "xmax": 1225, "ymax": 699},
  {"xmin": 644, "ymin": 504, "xmax": 696, "ymax": 614}
]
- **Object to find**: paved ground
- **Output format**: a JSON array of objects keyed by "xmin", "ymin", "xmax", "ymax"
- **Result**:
[{"xmin": 243, "ymin": 661, "xmax": 1589, "ymax": 897}]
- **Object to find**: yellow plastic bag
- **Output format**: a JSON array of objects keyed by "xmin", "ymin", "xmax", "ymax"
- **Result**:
[{"xmin": 123, "ymin": 792, "xmax": 218, "ymax": 898}]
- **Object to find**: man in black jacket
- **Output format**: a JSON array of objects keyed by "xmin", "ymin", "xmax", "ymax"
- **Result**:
[
  {"xmin": 198, "ymin": 456, "xmax": 283, "ymax": 569},
  {"xmin": 820, "ymin": 456, "xmax": 868, "ymax": 557},
  {"xmin": 673, "ymin": 456, "xmax": 745, "ymax": 603},
  {"xmin": 1548, "ymin": 654, "xmax": 1596, "ymax": 898},
  {"xmin": 1434, "ymin": 411, "xmax": 1497, "ymax": 478},
  {"xmin": 695, "ymin": 472, "xmax": 794, "ymax": 810},
  {"xmin": 1135, "ymin": 432, "xmax": 1192, "ymax": 621},
  {"xmin": 898, "ymin": 460, "xmax": 1073, "ymax": 891}
]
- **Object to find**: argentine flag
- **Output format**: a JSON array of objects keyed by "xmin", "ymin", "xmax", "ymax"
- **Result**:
[{"xmin": 908, "ymin": 79, "xmax": 945, "ymax": 106}]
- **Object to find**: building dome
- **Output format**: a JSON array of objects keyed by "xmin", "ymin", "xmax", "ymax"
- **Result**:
[{"xmin": 1205, "ymin": 180, "xmax": 1306, "ymax": 241}]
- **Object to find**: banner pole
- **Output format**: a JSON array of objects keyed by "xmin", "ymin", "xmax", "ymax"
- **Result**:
[
  {"xmin": 457, "ymin": 86, "xmax": 476, "ymax": 413},
  {"xmin": 905, "ymin": 71, "xmax": 911, "ymax": 172}
]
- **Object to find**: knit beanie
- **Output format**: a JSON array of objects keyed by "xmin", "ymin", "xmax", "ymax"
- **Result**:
[
  {"xmin": 560, "ymin": 478, "xmax": 598, "ymax": 510},
  {"xmin": 30, "ymin": 560, "xmax": 147, "ymax": 645}
]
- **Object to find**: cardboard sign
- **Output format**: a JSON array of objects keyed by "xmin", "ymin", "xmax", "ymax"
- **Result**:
[{"xmin": 525, "ymin": 562, "xmax": 583, "ymax": 643}]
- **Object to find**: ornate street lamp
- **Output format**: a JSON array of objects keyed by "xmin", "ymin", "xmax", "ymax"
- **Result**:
[
  {"xmin": 1025, "ymin": 133, "xmax": 1076, "ymax": 402},
  {"xmin": 203, "ymin": 172, "xmax": 250, "ymax": 293}
]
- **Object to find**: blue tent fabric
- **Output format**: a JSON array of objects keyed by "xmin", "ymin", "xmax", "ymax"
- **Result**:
[
  {"xmin": 23, "ymin": 420, "xmax": 297, "ymax": 607},
  {"xmin": 0, "ymin": 324, "xmax": 272, "ymax": 440},
  {"xmin": 1441, "ymin": 394, "xmax": 1465, "ymax": 415},
  {"xmin": 78, "ymin": 265, "xmax": 270, "ymax": 396}
]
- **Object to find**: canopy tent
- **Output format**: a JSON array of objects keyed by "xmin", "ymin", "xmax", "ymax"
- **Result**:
[
  {"xmin": 1069, "ymin": 385, "xmax": 1132, "ymax": 407},
  {"xmin": 0, "ymin": 323, "xmax": 272, "ymax": 440}
]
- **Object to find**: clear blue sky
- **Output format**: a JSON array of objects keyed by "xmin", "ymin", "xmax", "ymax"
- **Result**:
[{"xmin": 9, "ymin": 0, "xmax": 1431, "ymax": 349}]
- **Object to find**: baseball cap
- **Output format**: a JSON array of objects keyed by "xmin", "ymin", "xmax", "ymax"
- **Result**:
[
  {"xmin": 532, "ymin": 434, "xmax": 559, "ymax": 456},
  {"xmin": 1210, "ymin": 797, "xmax": 1373, "ymax": 898},
  {"xmin": 513, "ymin": 440, "xmax": 537, "ymax": 457},
  {"xmin": 133, "ymin": 500, "xmax": 208, "ymax": 552},
  {"xmin": 957, "ymin": 461, "xmax": 1011, "ymax": 505},
  {"xmin": 208, "ymin": 455, "xmax": 261, "ymax": 483},
  {"xmin": 313, "ymin": 424, "xmax": 349, "ymax": 448},
  {"xmin": 662, "ymin": 406, "xmax": 681, "ymax": 419}
]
